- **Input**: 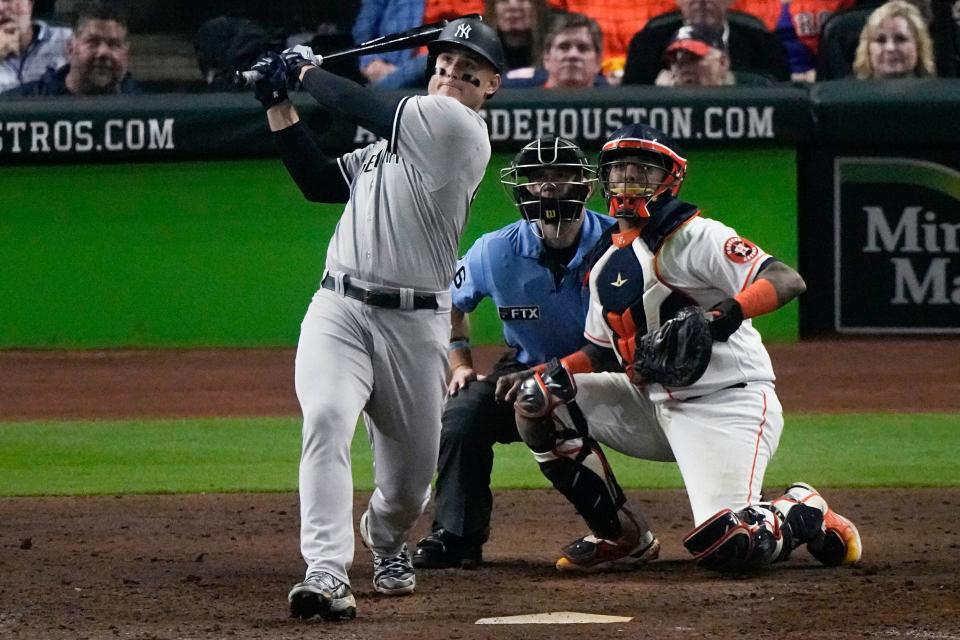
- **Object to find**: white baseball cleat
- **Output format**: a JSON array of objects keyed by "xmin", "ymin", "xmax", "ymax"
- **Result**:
[
  {"xmin": 360, "ymin": 510, "xmax": 416, "ymax": 595},
  {"xmin": 288, "ymin": 571, "xmax": 356, "ymax": 620}
]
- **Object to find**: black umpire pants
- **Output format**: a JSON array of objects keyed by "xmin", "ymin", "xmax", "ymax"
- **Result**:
[{"xmin": 431, "ymin": 352, "xmax": 527, "ymax": 544}]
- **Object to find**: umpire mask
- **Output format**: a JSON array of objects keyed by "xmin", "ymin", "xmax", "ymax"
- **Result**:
[{"xmin": 500, "ymin": 137, "xmax": 594, "ymax": 239}]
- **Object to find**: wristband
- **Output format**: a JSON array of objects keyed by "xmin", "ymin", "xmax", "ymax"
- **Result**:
[
  {"xmin": 560, "ymin": 350, "xmax": 593, "ymax": 376},
  {"xmin": 734, "ymin": 278, "xmax": 779, "ymax": 319},
  {"xmin": 448, "ymin": 339, "xmax": 470, "ymax": 353},
  {"xmin": 448, "ymin": 341, "xmax": 473, "ymax": 372}
]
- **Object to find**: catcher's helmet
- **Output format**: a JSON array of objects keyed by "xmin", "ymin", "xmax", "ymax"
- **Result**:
[
  {"xmin": 427, "ymin": 16, "xmax": 507, "ymax": 74},
  {"xmin": 598, "ymin": 122, "xmax": 687, "ymax": 220},
  {"xmin": 500, "ymin": 137, "xmax": 595, "ymax": 237}
]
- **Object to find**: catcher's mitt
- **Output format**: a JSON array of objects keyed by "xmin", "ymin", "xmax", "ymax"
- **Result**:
[{"xmin": 634, "ymin": 306, "xmax": 713, "ymax": 387}]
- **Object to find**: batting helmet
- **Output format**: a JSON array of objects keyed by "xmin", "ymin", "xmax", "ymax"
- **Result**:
[
  {"xmin": 500, "ymin": 137, "xmax": 595, "ymax": 237},
  {"xmin": 427, "ymin": 16, "xmax": 507, "ymax": 74},
  {"xmin": 598, "ymin": 122, "xmax": 687, "ymax": 220}
]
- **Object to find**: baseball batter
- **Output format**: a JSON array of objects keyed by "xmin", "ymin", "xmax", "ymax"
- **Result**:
[
  {"xmin": 412, "ymin": 137, "xmax": 659, "ymax": 571},
  {"xmin": 246, "ymin": 17, "xmax": 505, "ymax": 620},
  {"xmin": 498, "ymin": 122, "xmax": 863, "ymax": 572}
]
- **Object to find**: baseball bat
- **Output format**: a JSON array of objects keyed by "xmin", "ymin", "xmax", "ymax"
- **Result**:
[{"xmin": 236, "ymin": 14, "xmax": 480, "ymax": 87}]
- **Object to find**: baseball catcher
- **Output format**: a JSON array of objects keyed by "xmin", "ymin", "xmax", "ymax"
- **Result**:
[{"xmin": 497, "ymin": 121, "xmax": 862, "ymax": 573}]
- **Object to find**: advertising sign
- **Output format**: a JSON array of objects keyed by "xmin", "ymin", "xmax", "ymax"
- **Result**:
[{"xmin": 834, "ymin": 157, "xmax": 960, "ymax": 334}]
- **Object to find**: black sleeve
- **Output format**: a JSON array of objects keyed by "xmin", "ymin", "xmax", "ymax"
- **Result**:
[
  {"xmin": 756, "ymin": 256, "xmax": 780, "ymax": 274},
  {"xmin": 738, "ymin": 28, "xmax": 791, "ymax": 82},
  {"xmin": 582, "ymin": 342, "xmax": 622, "ymax": 373},
  {"xmin": 583, "ymin": 224, "xmax": 616, "ymax": 272},
  {"xmin": 273, "ymin": 122, "xmax": 350, "ymax": 203},
  {"xmin": 300, "ymin": 67, "xmax": 402, "ymax": 140},
  {"xmin": 623, "ymin": 23, "xmax": 675, "ymax": 85}
]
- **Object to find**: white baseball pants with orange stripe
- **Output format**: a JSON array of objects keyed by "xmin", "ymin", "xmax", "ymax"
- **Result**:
[{"xmin": 560, "ymin": 372, "xmax": 784, "ymax": 526}]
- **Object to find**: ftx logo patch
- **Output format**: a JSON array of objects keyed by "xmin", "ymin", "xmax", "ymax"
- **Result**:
[{"xmin": 499, "ymin": 306, "xmax": 540, "ymax": 320}]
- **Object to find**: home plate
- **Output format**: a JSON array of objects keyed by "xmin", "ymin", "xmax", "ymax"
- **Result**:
[{"xmin": 476, "ymin": 612, "xmax": 633, "ymax": 624}]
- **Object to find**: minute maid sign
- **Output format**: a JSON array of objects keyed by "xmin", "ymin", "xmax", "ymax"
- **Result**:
[{"xmin": 835, "ymin": 158, "xmax": 960, "ymax": 334}]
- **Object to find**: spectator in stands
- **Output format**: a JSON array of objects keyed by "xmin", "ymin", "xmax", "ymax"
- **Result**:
[
  {"xmin": 816, "ymin": 0, "xmax": 955, "ymax": 80},
  {"xmin": 731, "ymin": 0, "xmax": 854, "ymax": 81},
  {"xmin": 547, "ymin": 0, "xmax": 678, "ymax": 81},
  {"xmin": 484, "ymin": 0, "xmax": 551, "ymax": 72},
  {"xmin": 352, "ymin": 0, "xmax": 422, "ymax": 85},
  {"xmin": 353, "ymin": 0, "xmax": 484, "ymax": 88},
  {"xmin": 4, "ymin": 1, "xmax": 139, "ymax": 96},
  {"xmin": 0, "ymin": 0, "xmax": 70, "ymax": 92},
  {"xmin": 194, "ymin": 16, "xmax": 271, "ymax": 91},
  {"xmin": 502, "ymin": 12, "xmax": 606, "ymax": 87},
  {"xmin": 853, "ymin": 0, "xmax": 935, "ymax": 79},
  {"xmin": 623, "ymin": 0, "xmax": 790, "ymax": 84},
  {"xmin": 654, "ymin": 24, "xmax": 735, "ymax": 85}
]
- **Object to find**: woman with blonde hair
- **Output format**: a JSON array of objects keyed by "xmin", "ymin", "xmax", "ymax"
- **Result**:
[{"xmin": 853, "ymin": 0, "xmax": 936, "ymax": 79}]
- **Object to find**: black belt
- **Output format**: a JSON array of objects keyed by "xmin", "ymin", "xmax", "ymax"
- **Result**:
[
  {"xmin": 321, "ymin": 275, "xmax": 439, "ymax": 310},
  {"xmin": 685, "ymin": 382, "xmax": 747, "ymax": 402}
]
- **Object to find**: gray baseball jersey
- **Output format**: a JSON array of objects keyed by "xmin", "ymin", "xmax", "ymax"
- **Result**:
[{"xmin": 331, "ymin": 94, "xmax": 490, "ymax": 291}]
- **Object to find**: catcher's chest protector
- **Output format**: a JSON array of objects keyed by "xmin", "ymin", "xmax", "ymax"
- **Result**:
[{"xmin": 593, "ymin": 242, "xmax": 695, "ymax": 365}]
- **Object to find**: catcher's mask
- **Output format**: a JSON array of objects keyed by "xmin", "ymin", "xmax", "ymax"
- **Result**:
[
  {"xmin": 598, "ymin": 123, "xmax": 687, "ymax": 221},
  {"xmin": 499, "ymin": 136, "xmax": 595, "ymax": 239}
]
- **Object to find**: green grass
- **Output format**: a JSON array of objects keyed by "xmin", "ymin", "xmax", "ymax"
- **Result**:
[{"xmin": 1, "ymin": 414, "xmax": 957, "ymax": 497}]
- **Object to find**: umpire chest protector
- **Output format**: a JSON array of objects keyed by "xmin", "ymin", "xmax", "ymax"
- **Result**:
[{"xmin": 590, "ymin": 201, "xmax": 700, "ymax": 367}]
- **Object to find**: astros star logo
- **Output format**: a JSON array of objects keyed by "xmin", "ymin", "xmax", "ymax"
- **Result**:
[
  {"xmin": 723, "ymin": 236, "xmax": 759, "ymax": 264},
  {"xmin": 610, "ymin": 273, "xmax": 629, "ymax": 287}
]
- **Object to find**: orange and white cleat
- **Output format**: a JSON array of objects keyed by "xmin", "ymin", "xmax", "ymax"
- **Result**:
[
  {"xmin": 556, "ymin": 531, "xmax": 660, "ymax": 572},
  {"xmin": 784, "ymin": 482, "xmax": 862, "ymax": 566},
  {"xmin": 555, "ymin": 507, "xmax": 660, "ymax": 573}
]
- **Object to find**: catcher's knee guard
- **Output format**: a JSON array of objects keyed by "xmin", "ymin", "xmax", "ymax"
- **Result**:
[
  {"xmin": 536, "ymin": 437, "xmax": 626, "ymax": 540},
  {"xmin": 683, "ymin": 501, "xmax": 824, "ymax": 572},
  {"xmin": 515, "ymin": 358, "xmax": 576, "ymax": 419}
]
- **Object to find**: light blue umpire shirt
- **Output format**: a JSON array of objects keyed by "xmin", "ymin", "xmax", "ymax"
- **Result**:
[{"xmin": 450, "ymin": 209, "xmax": 615, "ymax": 367}]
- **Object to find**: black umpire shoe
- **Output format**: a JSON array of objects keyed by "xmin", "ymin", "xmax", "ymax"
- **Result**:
[{"xmin": 412, "ymin": 529, "xmax": 483, "ymax": 569}]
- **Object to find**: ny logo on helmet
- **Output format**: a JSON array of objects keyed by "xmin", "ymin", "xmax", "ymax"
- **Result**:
[{"xmin": 456, "ymin": 24, "xmax": 472, "ymax": 39}]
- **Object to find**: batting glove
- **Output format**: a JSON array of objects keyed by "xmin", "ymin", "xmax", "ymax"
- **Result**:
[
  {"xmin": 249, "ymin": 52, "xmax": 289, "ymax": 109},
  {"xmin": 281, "ymin": 45, "xmax": 322, "ymax": 84}
]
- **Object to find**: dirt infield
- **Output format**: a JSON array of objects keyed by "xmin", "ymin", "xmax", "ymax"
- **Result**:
[
  {"xmin": 2, "ymin": 339, "xmax": 960, "ymax": 420},
  {"xmin": 1, "ymin": 340, "xmax": 959, "ymax": 639}
]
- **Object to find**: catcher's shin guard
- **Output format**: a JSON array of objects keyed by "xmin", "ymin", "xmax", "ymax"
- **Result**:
[
  {"xmin": 683, "ymin": 500, "xmax": 823, "ymax": 572},
  {"xmin": 535, "ymin": 436, "xmax": 626, "ymax": 540},
  {"xmin": 780, "ymin": 483, "xmax": 862, "ymax": 566}
]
